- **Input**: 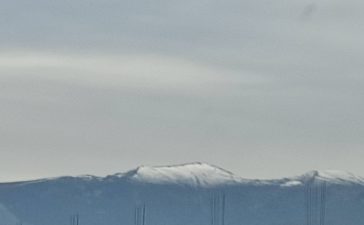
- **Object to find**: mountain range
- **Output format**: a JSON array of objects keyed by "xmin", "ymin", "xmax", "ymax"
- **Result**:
[{"xmin": 0, "ymin": 162, "xmax": 363, "ymax": 225}]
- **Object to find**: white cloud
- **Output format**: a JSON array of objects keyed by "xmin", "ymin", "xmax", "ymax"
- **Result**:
[{"xmin": 0, "ymin": 51, "xmax": 266, "ymax": 92}]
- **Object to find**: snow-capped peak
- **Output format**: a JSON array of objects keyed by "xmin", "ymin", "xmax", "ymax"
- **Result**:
[
  {"xmin": 312, "ymin": 170, "xmax": 364, "ymax": 184},
  {"xmin": 281, "ymin": 170, "xmax": 364, "ymax": 186},
  {"xmin": 125, "ymin": 162, "xmax": 243, "ymax": 187},
  {"xmin": 6, "ymin": 164, "xmax": 364, "ymax": 188},
  {"xmin": 108, "ymin": 165, "xmax": 364, "ymax": 187}
]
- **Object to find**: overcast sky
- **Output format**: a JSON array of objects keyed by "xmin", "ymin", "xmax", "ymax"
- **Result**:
[{"xmin": 1, "ymin": 0, "xmax": 364, "ymax": 181}]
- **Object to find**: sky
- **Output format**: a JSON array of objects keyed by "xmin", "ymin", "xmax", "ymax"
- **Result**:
[{"xmin": 1, "ymin": 0, "xmax": 364, "ymax": 182}]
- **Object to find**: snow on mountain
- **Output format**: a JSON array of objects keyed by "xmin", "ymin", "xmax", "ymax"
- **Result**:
[
  {"xmin": 124, "ymin": 162, "xmax": 244, "ymax": 187},
  {"xmin": 113, "ymin": 163, "xmax": 364, "ymax": 187},
  {"xmin": 279, "ymin": 170, "xmax": 364, "ymax": 187},
  {"xmin": 6, "ymin": 163, "xmax": 364, "ymax": 187},
  {"xmin": 314, "ymin": 170, "xmax": 364, "ymax": 184}
]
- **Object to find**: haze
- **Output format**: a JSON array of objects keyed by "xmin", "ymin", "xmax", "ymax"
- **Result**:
[{"xmin": 1, "ymin": 0, "xmax": 364, "ymax": 182}]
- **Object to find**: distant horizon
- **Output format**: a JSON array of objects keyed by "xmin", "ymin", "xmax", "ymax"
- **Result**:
[{"xmin": 1, "ymin": 162, "xmax": 362, "ymax": 183}]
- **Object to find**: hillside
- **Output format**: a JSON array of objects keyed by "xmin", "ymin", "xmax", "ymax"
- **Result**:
[{"xmin": 0, "ymin": 163, "xmax": 363, "ymax": 225}]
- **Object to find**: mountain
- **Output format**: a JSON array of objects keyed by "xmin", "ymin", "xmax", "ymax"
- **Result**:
[
  {"xmin": 116, "ymin": 162, "xmax": 246, "ymax": 187},
  {"xmin": 0, "ymin": 163, "xmax": 364, "ymax": 225}
]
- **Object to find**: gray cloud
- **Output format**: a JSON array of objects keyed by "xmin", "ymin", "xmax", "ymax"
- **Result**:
[{"xmin": 1, "ymin": 0, "xmax": 364, "ymax": 181}]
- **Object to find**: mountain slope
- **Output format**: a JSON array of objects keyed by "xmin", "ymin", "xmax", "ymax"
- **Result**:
[{"xmin": 0, "ymin": 163, "xmax": 363, "ymax": 225}]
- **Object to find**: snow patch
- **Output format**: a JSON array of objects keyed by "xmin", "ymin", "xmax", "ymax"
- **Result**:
[
  {"xmin": 315, "ymin": 170, "xmax": 364, "ymax": 184},
  {"xmin": 281, "ymin": 180, "xmax": 303, "ymax": 187},
  {"xmin": 285, "ymin": 170, "xmax": 364, "ymax": 186},
  {"xmin": 127, "ymin": 162, "xmax": 243, "ymax": 187}
]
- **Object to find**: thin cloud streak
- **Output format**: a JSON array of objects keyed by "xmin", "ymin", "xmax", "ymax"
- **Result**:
[{"xmin": 0, "ymin": 51, "xmax": 267, "ymax": 93}]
